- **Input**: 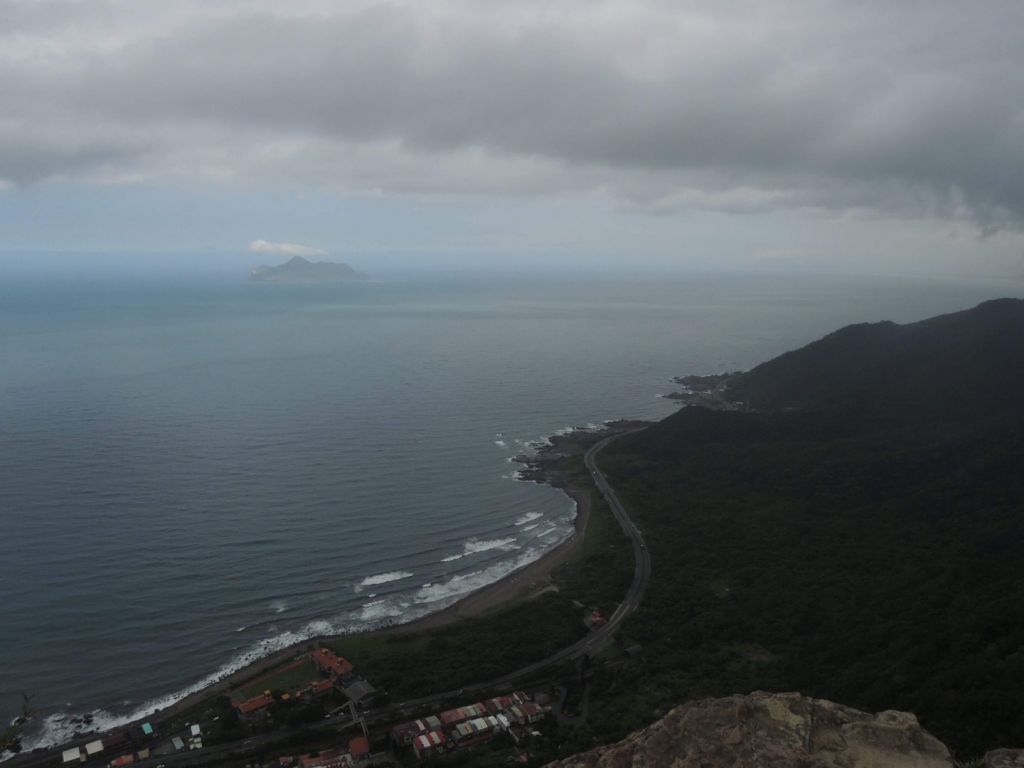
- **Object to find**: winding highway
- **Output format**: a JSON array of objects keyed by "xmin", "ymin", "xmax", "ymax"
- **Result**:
[
  {"xmin": 581, "ymin": 429, "xmax": 651, "ymax": 647},
  {"xmin": 376, "ymin": 426, "xmax": 651, "ymax": 711},
  {"xmin": 13, "ymin": 428, "xmax": 650, "ymax": 768}
]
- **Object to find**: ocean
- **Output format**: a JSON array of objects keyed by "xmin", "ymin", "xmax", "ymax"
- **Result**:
[{"xmin": 0, "ymin": 270, "xmax": 1016, "ymax": 749}]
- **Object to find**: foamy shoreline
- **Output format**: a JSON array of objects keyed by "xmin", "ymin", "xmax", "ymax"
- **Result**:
[{"xmin": 8, "ymin": 423, "xmax": 615, "ymax": 759}]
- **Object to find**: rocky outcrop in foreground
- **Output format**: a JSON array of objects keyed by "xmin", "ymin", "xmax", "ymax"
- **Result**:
[
  {"xmin": 985, "ymin": 750, "xmax": 1024, "ymax": 767},
  {"xmin": 546, "ymin": 691, "xmax": 954, "ymax": 768}
]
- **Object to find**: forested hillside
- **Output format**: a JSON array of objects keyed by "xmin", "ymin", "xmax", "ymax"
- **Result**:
[
  {"xmin": 725, "ymin": 298, "xmax": 1024, "ymax": 420},
  {"xmin": 594, "ymin": 298, "xmax": 1024, "ymax": 756}
]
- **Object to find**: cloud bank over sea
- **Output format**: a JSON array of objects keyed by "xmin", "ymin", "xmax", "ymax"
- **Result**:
[
  {"xmin": 3, "ymin": 1, "xmax": 1023, "ymax": 233},
  {"xmin": 248, "ymin": 240, "xmax": 328, "ymax": 257}
]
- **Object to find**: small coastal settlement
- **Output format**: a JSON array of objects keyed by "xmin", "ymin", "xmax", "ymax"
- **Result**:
[
  {"xmin": 389, "ymin": 692, "xmax": 546, "ymax": 762},
  {"xmin": 11, "ymin": 426, "xmax": 630, "ymax": 768},
  {"xmin": 49, "ymin": 645, "xmax": 552, "ymax": 768}
]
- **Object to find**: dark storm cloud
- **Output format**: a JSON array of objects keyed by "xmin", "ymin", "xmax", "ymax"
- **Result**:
[{"xmin": 2, "ymin": 0, "xmax": 1023, "ymax": 227}]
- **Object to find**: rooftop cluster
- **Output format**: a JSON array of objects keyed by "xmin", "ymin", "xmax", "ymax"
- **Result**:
[{"xmin": 390, "ymin": 691, "xmax": 547, "ymax": 761}]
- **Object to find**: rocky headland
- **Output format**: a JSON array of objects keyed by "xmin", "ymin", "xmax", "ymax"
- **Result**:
[
  {"xmin": 664, "ymin": 372, "xmax": 744, "ymax": 409},
  {"xmin": 513, "ymin": 420, "xmax": 648, "ymax": 487},
  {"xmin": 545, "ymin": 691, "xmax": 976, "ymax": 768}
]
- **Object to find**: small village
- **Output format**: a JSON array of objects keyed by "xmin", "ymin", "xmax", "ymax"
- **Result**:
[
  {"xmin": 233, "ymin": 648, "xmax": 379, "ymax": 723},
  {"xmin": 52, "ymin": 645, "xmax": 552, "ymax": 768},
  {"xmin": 388, "ymin": 691, "xmax": 546, "ymax": 762}
]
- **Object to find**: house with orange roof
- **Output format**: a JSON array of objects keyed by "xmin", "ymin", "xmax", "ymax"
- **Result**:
[{"xmin": 310, "ymin": 648, "xmax": 354, "ymax": 678}]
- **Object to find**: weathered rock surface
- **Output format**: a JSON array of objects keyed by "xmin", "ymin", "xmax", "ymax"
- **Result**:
[
  {"xmin": 545, "ymin": 691, "xmax": 953, "ymax": 768},
  {"xmin": 985, "ymin": 749, "xmax": 1024, "ymax": 767}
]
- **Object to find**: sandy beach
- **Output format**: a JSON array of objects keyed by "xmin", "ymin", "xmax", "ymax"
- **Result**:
[
  {"xmin": 396, "ymin": 483, "xmax": 591, "ymax": 631},
  {"xmin": 115, "ymin": 452, "xmax": 597, "ymax": 733},
  {"xmin": 5, "ymin": 422, "xmax": 631, "ymax": 768}
]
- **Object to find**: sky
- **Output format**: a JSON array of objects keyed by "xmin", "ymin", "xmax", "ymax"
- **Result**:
[{"xmin": 2, "ymin": 0, "xmax": 1024, "ymax": 276}]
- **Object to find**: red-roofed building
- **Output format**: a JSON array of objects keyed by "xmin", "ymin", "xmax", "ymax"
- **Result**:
[
  {"xmin": 308, "ymin": 679, "xmax": 334, "ymax": 697},
  {"xmin": 390, "ymin": 715, "xmax": 443, "ymax": 747},
  {"xmin": 310, "ymin": 648, "xmax": 354, "ymax": 678},
  {"xmin": 438, "ymin": 708, "xmax": 462, "ymax": 727},
  {"xmin": 439, "ymin": 702, "xmax": 486, "ymax": 727},
  {"xmin": 235, "ymin": 694, "xmax": 274, "ymax": 720},
  {"xmin": 347, "ymin": 736, "xmax": 369, "ymax": 760},
  {"xmin": 508, "ymin": 702, "xmax": 545, "ymax": 724},
  {"xmin": 483, "ymin": 695, "xmax": 515, "ymax": 714},
  {"xmin": 412, "ymin": 730, "xmax": 447, "ymax": 760}
]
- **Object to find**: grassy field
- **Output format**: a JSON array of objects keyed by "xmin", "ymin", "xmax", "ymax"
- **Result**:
[
  {"xmin": 235, "ymin": 657, "xmax": 320, "ymax": 700},
  {"xmin": 326, "ymin": 590, "xmax": 586, "ymax": 702}
]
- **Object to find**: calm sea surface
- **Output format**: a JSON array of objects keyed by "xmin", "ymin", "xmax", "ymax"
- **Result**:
[{"xmin": 0, "ymin": 271, "xmax": 1016, "ymax": 747}]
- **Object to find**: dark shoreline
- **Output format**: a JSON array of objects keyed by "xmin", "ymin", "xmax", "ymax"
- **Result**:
[{"xmin": 7, "ymin": 420, "xmax": 649, "ymax": 760}]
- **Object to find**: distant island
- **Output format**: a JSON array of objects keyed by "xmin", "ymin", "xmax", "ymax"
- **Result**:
[{"xmin": 249, "ymin": 255, "xmax": 368, "ymax": 282}]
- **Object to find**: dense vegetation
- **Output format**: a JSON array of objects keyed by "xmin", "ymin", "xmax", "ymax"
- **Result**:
[
  {"xmin": 726, "ymin": 297, "xmax": 1024, "ymax": 420},
  {"xmin": 104, "ymin": 297, "xmax": 1024, "ymax": 765},
  {"xmin": 581, "ymin": 298, "xmax": 1024, "ymax": 757},
  {"xmin": 338, "ymin": 298, "xmax": 1024, "ymax": 762},
  {"xmin": 326, "ymin": 592, "xmax": 584, "ymax": 701},
  {"xmin": 322, "ymin": 456, "xmax": 633, "ymax": 703}
]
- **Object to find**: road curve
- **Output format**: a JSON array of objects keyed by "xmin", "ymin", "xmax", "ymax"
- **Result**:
[
  {"xmin": 11, "ymin": 429, "xmax": 649, "ymax": 768},
  {"xmin": 581, "ymin": 429, "xmax": 651, "ymax": 647},
  {"xmin": 374, "ymin": 426, "xmax": 650, "ymax": 714}
]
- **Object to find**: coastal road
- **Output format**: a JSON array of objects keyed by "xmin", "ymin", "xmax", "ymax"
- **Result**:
[
  {"xmin": 363, "ymin": 427, "xmax": 650, "ymax": 713},
  {"xmin": 580, "ymin": 429, "xmax": 651, "ymax": 649},
  {"xmin": 132, "ymin": 427, "xmax": 653, "ymax": 762},
  {"xmin": 13, "ymin": 428, "xmax": 649, "ymax": 768}
]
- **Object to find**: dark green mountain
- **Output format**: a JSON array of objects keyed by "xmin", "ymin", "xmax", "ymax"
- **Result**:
[
  {"xmin": 595, "ymin": 297, "xmax": 1024, "ymax": 757},
  {"xmin": 725, "ymin": 298, "xmax": 1024, "ymax": 420}
]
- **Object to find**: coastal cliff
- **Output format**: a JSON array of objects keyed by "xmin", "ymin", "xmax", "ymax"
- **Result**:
[{"xmin": 545, "ymin": 692, "xmax": 955, "ymax": 768}]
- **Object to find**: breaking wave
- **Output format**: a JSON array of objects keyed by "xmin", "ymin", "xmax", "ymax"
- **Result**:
[
  {"xmin": 14, "ymin": 523, "xmax": 572, "ymax": 757},
  {"xmin": 514, "ymin": 512, "xmax": 543, "ymax": 526},
  {"xmin": 359, "ymin": 599, "xmax": 403, "ymax": 622},
  {"xmin": 439, "ymin": 536, "xmax": 518, "ymax": 562},
  {"xmin": 269, "ymin": 599, "xmax": 288, "ymax": 614},
  {"xmin": 352, "ymin": 546, "xmax": 555, "ymax": 625},
  {"xmin": 14, "ymin": 617, "xmax": 342, "ymax": 756},
  {"xmin": 358, "ymin": 571, "xmax": 414, "ymax": 587}
]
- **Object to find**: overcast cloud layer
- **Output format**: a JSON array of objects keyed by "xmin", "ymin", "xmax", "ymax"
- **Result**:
[
  {"xmin": 248, "ymin": 239, "xmax": 327, "ymax": 257},
  {"xmin": 3, "ymin": 0, "xmax": 1024, "ymax": 231}
]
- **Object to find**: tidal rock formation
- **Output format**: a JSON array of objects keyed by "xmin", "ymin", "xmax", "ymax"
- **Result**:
[{"xmin": 546, "ymin": 691, "xmax": 953, "ymax": 768}]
